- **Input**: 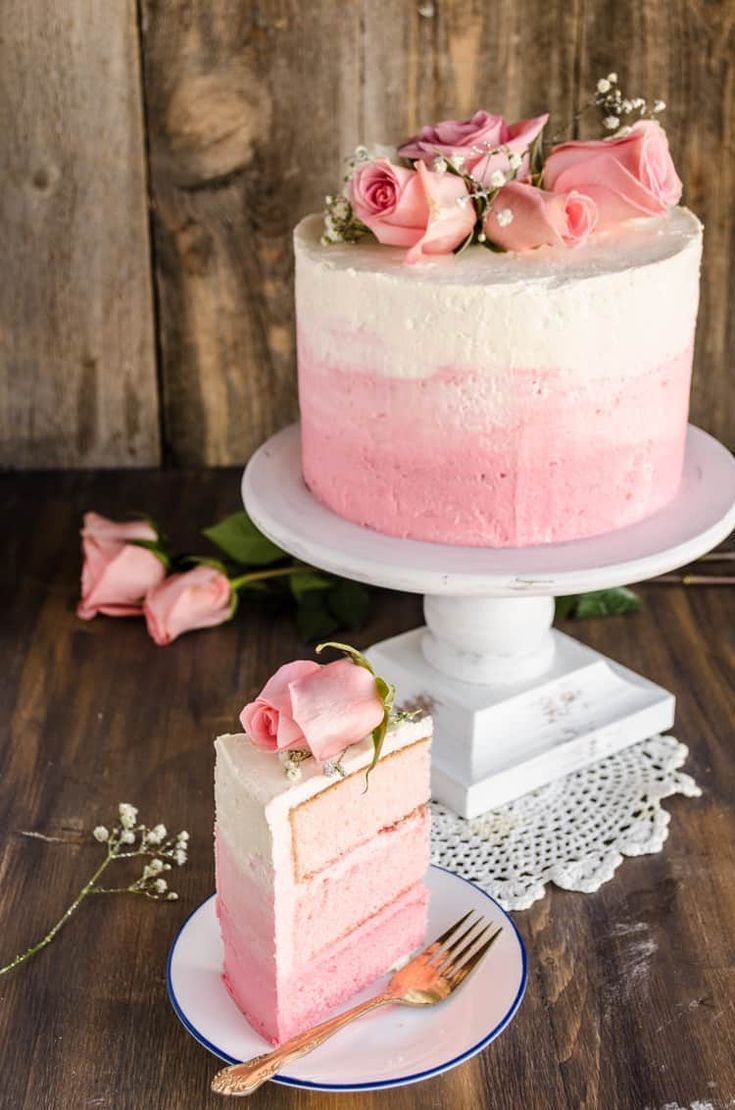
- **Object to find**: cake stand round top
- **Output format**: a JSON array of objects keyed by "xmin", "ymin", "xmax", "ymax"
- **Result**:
[{"xmin": 242, "ymin": 424, "xmax": 735, "ymax": 598}]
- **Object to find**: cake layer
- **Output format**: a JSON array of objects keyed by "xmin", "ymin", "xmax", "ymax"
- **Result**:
[
  {"xmin": 215, "ymin": 804, "xmax": 430, "ymax": 965},
  {"xmin": 219, "ymin": 881, "xmax": 429, "ymax": 1044},
  {"xmin": 214, "ymin": 719, "xmax": 431, "ymax": 866},
  {"xmin": 295, "ymin": 209, "xmax": 701, "ymax": 380},
  {"xmin": 294, "ymin": 209, "xmax": 702, "ymax": 547},
  {"xmin": 300, "ymin": 346, "xmax": 692, "ymax": 546},
  {"xmin": 290, "ymin": 739, "xmax": 430, "ymax": 878}
]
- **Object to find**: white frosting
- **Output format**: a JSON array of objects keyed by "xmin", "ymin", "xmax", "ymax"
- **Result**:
[
  {"xmin": 214, "ymin": 717, "xmax": 431, "ymax": 863},
  {"xmin": 294, "ymin": 210, "xmax": 702, "ymax": 380}
]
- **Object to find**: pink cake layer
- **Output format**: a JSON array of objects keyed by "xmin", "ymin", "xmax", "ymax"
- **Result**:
[
  {"xmin": 290, "ymin": 739, "xmax": 431, "ymax": 878},
  {"xmin": 299, "ymin": 344, "xmax": 693, "ymax": 547},
  {"xmin": 218, "ymin": 882, "xmax": 429, "ymax": 1044},
  {"xmin": 215, "ymin": 806, "xmax": 430, "ymax": 964}
]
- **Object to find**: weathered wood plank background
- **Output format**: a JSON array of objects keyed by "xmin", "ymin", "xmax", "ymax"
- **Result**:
[{"xmin": 1, "ymin": 0, "xmax": 733, "ymax": 468}]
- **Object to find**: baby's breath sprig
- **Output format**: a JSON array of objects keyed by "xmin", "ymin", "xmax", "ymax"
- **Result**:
[
  {"xmin": 0, "ymin": 804, "xmax": 190, "ymax": 976},
  {"xmin": 592, "ymin": 72, "xmax": 666, "ymax": 136},
  {"xmin": 433, "ymin": 142, "xmax": 531, "ymax": 252}
]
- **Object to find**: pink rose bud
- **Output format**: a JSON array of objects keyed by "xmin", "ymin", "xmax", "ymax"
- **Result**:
[
  {"xmin": 240, "ymin": 657, "xmax": 385, "ymax": 762},
  {"xmin": 143, "ymin": 565, "xmax": 234, "ymax": 646},
  {"xmin": 543, "ymin": 120, "xmax": 683, "ymax": 228},
  {"xmin": 485, "ymin": 181, "xmax": 598, "ymax": 251},
  {"xmin": 77, "ymin": 512, "xmax": 165, "ymax": 620},
  {"xmin": 405, "ymin": 161, "xmax": 477, "ymax": 263},
  {"xmin": 349, "ymin": 159, "xmax": 429, "ymax": 247},
  {"xmin": 399, "ymin": 110, "xmax": 548, "ymax": 184}
]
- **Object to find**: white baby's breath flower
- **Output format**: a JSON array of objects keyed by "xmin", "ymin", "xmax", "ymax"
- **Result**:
[
  {"xmin": 495, "ymin": 208, "xmax": 513, "ymax": 227},
  {"xmin": 432, "ymin": 155, "xmax": 448, "ymax": 174},
  {"xmin": 166, "ymin": 892, "xmax": 179, "ymax": 901},
  {"xmin": 603, "ymin": 115, "xmax": 620, "ymax": 131},
  {"xmin": 508, "ymin": 152, "xmax": 523, "ymax": 172},
  {"xmin": 477, "ymin": 231, "xmax": 487, "ymax": 243},
  {"xmin": 120, "ymin": 830, "xmax": 136, "ymax": 845},
  {"xmin": 489, "ymin": 170, "xmax": 506, "ymax": 188},
  {"xmin": 146, "ymin": 858, "xmax": 164, "ymax": 876},
  {"xmin": 154, "ymin": 879, "xmax": 168, "ymax": 894},
  {"xmin": 118, "ymin": 803, "xmax": 138, "ymax": 830},
  {"xmin": 178, "ymin": 831, "xmax": 190, "ymax": 842},
  {"xmin": 449, "ymin": 154, "xmax": 466, "ymax": 171},
  {"xmin": 174, "ymin": 849, "xmax": 187, "ymax": 866},
  {"xmin": 653, "ymin": 99, "xmax": 666, "ymax": 113},
  {"xmin": 93, "ymin": 826, "xmax": 109, "ymax": 843},
  {"xmin": 597, "ymin": 78, "xmax": 611, "ymax": 94},
  {"xmin": 146, "ymin": 823, "xmax": 167, "ymax": 845},
  {"xmin": 608, "ymin": 72, "xmax": 618, "ymax": 83}
]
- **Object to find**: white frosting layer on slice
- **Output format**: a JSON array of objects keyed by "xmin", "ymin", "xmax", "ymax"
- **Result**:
[
  {"xmin": 214, "ymin": 716, "xmax": 431, "ymax": 862},
  {"xmin": 294, "ymin": 209, "xmax": 702, "ymax": 379}
]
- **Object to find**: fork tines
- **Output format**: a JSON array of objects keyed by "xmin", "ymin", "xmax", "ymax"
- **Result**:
[{"xmin": 431, "ymin": 911, "xmax": 502, "ymax": 985}]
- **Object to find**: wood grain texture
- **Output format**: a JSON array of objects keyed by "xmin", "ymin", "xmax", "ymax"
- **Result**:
[
  {"xmin": 0, "ymin": 0, "xmax": 160, "ymax": 468},
  {"xmin": 576, "ymin": 0, "xmax": 735, "ymax": 449},
  {"xmin": 139, "ymin": 0, "xmax": 735, "ymax": 466},
  {"xmin": 0, "ymin": 468, "xmax": 733, "ymax": 1109},
  {"xmin": 138, "ymin": 0, "xmax": 362, "ymax": 465},
  {"xmin": 1, "ymin": 1, "xmax": 734, "ymax": 462}
]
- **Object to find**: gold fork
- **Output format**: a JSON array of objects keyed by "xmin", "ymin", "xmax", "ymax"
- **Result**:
[{"xmin": 211, "ymin": 910, "xmax": 502, "ymax": 1097}]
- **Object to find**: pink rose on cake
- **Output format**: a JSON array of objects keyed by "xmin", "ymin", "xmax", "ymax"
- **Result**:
[
  {"xmin": 77, "ymin": 512, "xmax": 166, "ymax": 620},
  {"xmin": 241, "ymin": 657, "xmax": 385, "ymax": 761},
  {"xmin": 405, "ymin": 161, "xmax": 476, "ymax": 262},
  {"xmin": 144, "ymin": 565, "xmax": 235, "ymax": 645},
  {"xmin": 398, "ymin": 110, "xmax": 548, "ymax": 183},
  {"xmin": 350, "ymin": 160, "xmax": 430, "ymax": 247},
  {"xmin": 485, "ymin": 182, "xmax": 598, "ymax": 251},
  {"xmin": 351, "ymin": 159, "xmax": 475, "ymax": 260},
  {"xmin": 543, "ymin": 120, "xmax": 682, "ymax": 227}
]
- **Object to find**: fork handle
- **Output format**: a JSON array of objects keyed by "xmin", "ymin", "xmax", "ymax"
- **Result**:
[{"xmin": 210, "ymin": 993, "xmax": 393, "ymax": 1096}]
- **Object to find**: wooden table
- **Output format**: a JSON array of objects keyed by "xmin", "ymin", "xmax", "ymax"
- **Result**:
[{"xmin": 1, "ymin": 469, "xmax": 733, "ymax": 1110}]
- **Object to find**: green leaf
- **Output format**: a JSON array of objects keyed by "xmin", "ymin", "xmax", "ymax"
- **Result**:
[
  {"xmin": 326, "ymin": 579, "xmax": 371, "ymax": 630},
  {"xmin": 556, "ymin": 588, "xmax": 642, "ymax": 621},
  {"xmin": 296, "ymin": 593, "xmax": 339, "ymax": 642},
  {"xmin": 289, "ymin": 570, "xmax": 334, "ymax": 601},
  {"xmin": 364, "ymin": 713, "xmax": 389, "ymax": 789},
  {"xmin": 530, "ymin": 127, "xmax": 547, "ymax": 182},
  {"xmin": 554, "ymin": 594, "xmax": 578, "ymax": 621},
  {"xmin": 203, "ymin": 511, "xmax": 285, "ymax": 567}
]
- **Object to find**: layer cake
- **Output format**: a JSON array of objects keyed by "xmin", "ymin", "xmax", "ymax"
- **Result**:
[
  {"xmin": 296, "ymin": 208, "xmax": 701, "ymax": 548},
  {"xmin": 214, "ymin": 716, "xmax": 431, "ymax": 1044}
]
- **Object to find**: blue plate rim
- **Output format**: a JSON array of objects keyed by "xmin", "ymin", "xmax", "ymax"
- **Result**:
[{"xmin": 166, "ymin": 863, "xmax": 528, "ymax": 1092}]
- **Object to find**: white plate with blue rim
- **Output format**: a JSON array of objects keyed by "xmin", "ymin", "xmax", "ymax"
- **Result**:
[{"xmin": 167, "ymin": 864, "xmax": 527, "ymax": 1092}]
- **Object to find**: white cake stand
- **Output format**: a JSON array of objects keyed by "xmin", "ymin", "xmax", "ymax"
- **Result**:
[{"xmin": 242, "ymin": 424, "xmax": 735, "ymax": 818}]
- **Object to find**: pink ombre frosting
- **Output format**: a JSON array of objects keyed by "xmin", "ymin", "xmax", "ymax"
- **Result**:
[
  {"xmin": 214, "ymin": 719, "xmax": 432, "ymax": 1044},
  {"xmin": 295, "ymin": 208, "xmax": 702, "ymax": 547}
]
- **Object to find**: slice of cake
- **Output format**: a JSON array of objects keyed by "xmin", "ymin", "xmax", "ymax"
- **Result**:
[
  {"xmin": 214, "ymin": 646, "xmax": 431, "ymax": 1044},
  {"xmin": 296, "ymin": 88, "xmax": 702, "ymax": 548}
]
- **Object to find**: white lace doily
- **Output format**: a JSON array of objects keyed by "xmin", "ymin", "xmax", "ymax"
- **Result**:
[{"xmin": 431, "ymin": 735, "xmax": 701, "ymax": 911}]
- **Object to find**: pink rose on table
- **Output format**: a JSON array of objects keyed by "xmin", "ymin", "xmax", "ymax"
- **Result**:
[
  {"xmin": 350, "ymin": 159, "xmax": 429, "ymax": 247},
  {"xmin": 485, "ymin": 182, "xmax": 598, "ymax": 251},
  {"xmin": 399, "ymin": 110, "xmax": 548, "ymax": 183},
  {"xmin": 77, "ymin": 512, "xmax": 165, "ymax": 620},
  {"xmin": 543, "ymin": 120, "xmax": 682, "ymax": 227},
  {"xmin": 240, "ymin": 658, "xmax": 385, "ymax": 761},
  {"xmin": 144, "ymin": 565, "xmax": 234, "ymax": 646}
]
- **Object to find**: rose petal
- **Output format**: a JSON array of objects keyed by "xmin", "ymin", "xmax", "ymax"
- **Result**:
[{"xmin": 289, "ymin": 658, "xmax": 385, "ymax": 761}]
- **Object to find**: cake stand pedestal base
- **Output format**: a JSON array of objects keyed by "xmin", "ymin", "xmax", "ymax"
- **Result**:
[
  {"xmin": 369, "ymin": 624, "xmax": 672, "ymax": 817},
  {"xmin": 242, "ymin": 423, "xmax": 735, "ymax": 818}
]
